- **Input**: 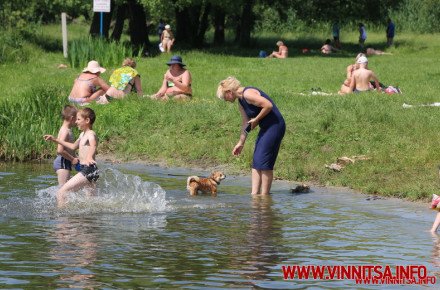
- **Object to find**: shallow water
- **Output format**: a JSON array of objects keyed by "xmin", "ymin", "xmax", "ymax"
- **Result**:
[{"xmin": 0, "ymin": 162, "xmax": 439, "ymax": 289}]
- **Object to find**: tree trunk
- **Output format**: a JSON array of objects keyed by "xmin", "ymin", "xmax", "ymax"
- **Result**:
[
  {"xmin": 175, "ymin": 6, "xmax": 199, "ymax": 45},
  {"xmin": 194, "ymin": 3, "xmax": 211, "ymax": 48},
  {"xmin": 239, "ymin": 0, "xmax": 255, "ymax": 47},
  {"xmin": 213, "ymin": 7, "xmax": 225, "ymax": 45},
  {"xmin": 127, "ymin": 0, "xmax": 150, "ymax": 53},
  {"xmin": 111, "ymin": 4, "xmax": 127, "ymax": 41}
]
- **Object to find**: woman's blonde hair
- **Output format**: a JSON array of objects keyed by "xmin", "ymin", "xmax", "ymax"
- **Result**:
[
  {"xmin": 355, "ymin": 53, "xmax": 365, "ymax": 61},
  {"xmin": 216, "ymin": 76, "xmax": 241, "ymax": 100},
  {"xmin": 122, "ymin": 58, "xmax": 136, "ymax": 68}
]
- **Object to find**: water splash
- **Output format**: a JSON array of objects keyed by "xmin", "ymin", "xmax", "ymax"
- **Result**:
[{"xmin": 33, "ymin": 167, "xmax": 168, "ymax": 215}]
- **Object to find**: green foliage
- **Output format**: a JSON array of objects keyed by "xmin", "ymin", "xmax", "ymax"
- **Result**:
[
  {"xmin": 35, "ymin": 0, "xmax": 92, "ymax": 23},
  {"xmin": 0, "ymin": 85, "xmax": 65, "ymax": 161},
  {"xmin": 393, "ymin": 0, "xmax": 440, "ymax": 33},
  {"xmin": 0, "ymin": 31, "xmax": 30, "ymax": 64},
  {"xmin": 68, "ymin": 37, "xmax": 141, "ymax": 69}
]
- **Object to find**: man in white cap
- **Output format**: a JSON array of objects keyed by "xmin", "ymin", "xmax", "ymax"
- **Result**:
[{"xmin": 349, "ymin": 56, "xmax": 381, "ymax": 93}]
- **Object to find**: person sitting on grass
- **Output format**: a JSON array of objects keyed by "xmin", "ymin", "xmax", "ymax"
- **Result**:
[
  {"xmin": 349, "ymin": 56, "xmax": 381, "ymax": 93},
  {"xmin": 268, "ymin": 41, "xmax": 288, "ymax": 58},
  {"xmin": 150, "ymin": 55, "xmax": 192, "ymax": 101},
  {"xmin": 44, "ymin": 108, "xmax": 99, "ymax": 207},
  {"xmin": 338, "ymin": 53, "xmax": 365, "ymax": 95},
  {"xmin": 98, "ymin": 58, "xmax": 143, "ymax": 104},
  {"xmin": 320, "ymin": 39, "xmax": 340, "ymax": 54},
  {"xmin": 68, "ymin": 60, "xmax": 110, "ymax": 105}
]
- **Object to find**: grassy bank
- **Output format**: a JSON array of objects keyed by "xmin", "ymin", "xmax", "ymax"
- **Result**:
[{"xmin": 1, "ymin": 26, "xmax": 440, "ymax": 200}]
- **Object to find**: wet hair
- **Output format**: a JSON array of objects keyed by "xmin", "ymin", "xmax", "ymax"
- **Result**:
[
  {"xmin": 217, "ymin": 76, "xmax": 241, "ymax": 100},
  {"xmin": 61, "ymin": 105, "xmax": 77, "ymax": 121},
  {"xmin": 122, "ymin": 58, "xmax": 136, "ymax": 68},
  {"xmin": 78, "ymin": 108, "xmax": 96, "ymax": 125}
]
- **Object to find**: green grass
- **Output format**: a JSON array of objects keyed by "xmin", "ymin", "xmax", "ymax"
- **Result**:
[{"xmin": 1, "ymin": 24, "xmax": 440, "ymax": 200}]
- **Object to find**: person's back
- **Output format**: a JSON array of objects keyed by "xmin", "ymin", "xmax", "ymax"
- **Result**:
[
  {"xmin": 350, "ymin": 56, "xmax": 380, "ymax": 92},
  {"xmin": 69, "ymin": 72, "xmax": 99, "ymax": 98},
  {"xmin": 279, "ymin": 44, "xmax": 288, "ymax": 58},
  {"xmin": 68, "ymin": 61, "xmax": 109, "ymax": 104}
]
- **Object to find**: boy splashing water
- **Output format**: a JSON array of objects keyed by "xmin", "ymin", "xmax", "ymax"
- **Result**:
[{"xmin": 44, "ymin": 108, "xmax": 99, "ymax": 207}]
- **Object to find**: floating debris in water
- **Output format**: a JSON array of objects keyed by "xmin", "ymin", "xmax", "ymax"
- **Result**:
[{"xmin": 291, "ymin": 184, "xmax": 310, "ymax": 193}]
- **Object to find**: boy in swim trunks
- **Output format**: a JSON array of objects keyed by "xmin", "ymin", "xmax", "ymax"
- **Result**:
[
  {"xmin": 52, "ymin": 105, "xmax": 80, "ymax": 186},
  {"xmin": 44, "ymin": 108, "xmax": 99, "ymax": 207}
]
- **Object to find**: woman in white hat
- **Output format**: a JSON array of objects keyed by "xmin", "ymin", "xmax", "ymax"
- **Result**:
[
  {"xmin": 160, "ymin": 24, "xmax": 175, "ymax": 53},
  {"xmin": 68, "ymin": 60, "xmax": 110, "ymax": 105}
]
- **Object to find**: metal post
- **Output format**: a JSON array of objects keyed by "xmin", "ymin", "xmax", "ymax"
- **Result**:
[
  {"xmin": 100, "ymin": 12, "xmax": 104, "ymax": 37},
  {"xmin": 61, "ymin": 12, "xmax": 68, "ymax": 58}
]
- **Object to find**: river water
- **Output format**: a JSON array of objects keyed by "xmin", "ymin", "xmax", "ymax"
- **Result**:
[{"xmin": 0, "ymin": 162, "xmax": 439, "ymax": 289}]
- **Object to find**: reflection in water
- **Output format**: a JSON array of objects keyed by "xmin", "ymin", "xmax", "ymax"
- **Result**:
[
  {"xmin": 244, "ymin": 195, "xmax": 283, "ymax": 284},
  {"xmin": 49, "ymin": 217, "xmax": 98, "ymax": 289}
]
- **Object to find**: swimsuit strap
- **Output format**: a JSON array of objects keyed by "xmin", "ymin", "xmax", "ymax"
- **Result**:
[
  {"xmin": 76, "ymin": 76, "xmax": 98, "ymax": 93},
  {"xmin": 76, "ymin": 76, "xmax": 98, "ymax": 81}
]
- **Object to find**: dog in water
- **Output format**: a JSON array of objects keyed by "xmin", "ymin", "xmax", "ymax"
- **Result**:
[{"xmin": 186, "ymin": 171, "xmax": 226, "ymax": 197}]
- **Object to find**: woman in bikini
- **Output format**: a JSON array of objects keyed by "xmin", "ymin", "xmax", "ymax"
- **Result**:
[
  {"xmin": 98, "ymin": 58, "xmax": 143, "ymax": 104},
  {"xmin": 151, "ymin": 55, "xmax": 192, "ymax": 101},
  {"xmin": 338, "ymin": 53, "xmax": 365, "ymax": 95},
  {"xmin": 161, "ymin": 25, "xmax": 175, "ymax": 53},
  {"xmin": 68, "ymin": 60, "xmax": 110, "ymax": 105}
]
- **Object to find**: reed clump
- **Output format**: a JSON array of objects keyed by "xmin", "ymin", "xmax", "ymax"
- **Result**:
[
  {"xmin": 0, "ymin": 86, "xmax": 65, "ymax": 161},
  {"xmin": 68, "ymin": 37, "xmax": 142, "ymax": 69}
]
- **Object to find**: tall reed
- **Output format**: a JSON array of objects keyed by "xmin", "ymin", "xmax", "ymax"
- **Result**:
[
  {"xmin": 68, "ymin": 37, "xmax": 141, "ymax": 69},
  {"xmin": 0, "ymin": 85, "xmax": 65, "ymax": 161}
]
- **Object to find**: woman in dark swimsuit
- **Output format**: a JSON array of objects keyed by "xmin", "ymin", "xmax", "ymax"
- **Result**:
[{"xmin": 217, "ymin": 77, "xmax": 285, "ymax": 195}]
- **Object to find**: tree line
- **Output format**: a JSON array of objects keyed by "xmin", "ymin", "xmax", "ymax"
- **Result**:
[{"xmin": 1, "ymin": 0, "xmax": 439, "ymax": 51}]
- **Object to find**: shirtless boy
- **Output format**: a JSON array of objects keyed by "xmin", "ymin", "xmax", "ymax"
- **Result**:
[
  {"xmin": 52, "ymin": 105, "xmax": 79, "ymax": 186},
  {"xmin": 349, "ymin": 56, "xmax": 381, "ymax": 93},
  {"xmin": 44, "ymin": 108, "xmax": 99, "ymax": 207}
]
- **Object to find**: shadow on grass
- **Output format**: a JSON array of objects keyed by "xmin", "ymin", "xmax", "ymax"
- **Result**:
[
  {"xmin": 25, "ymin": 29, "xmax": 401, "ymax": 61},
  {"xmin": 154, "ymin": 36, "xmax": 399, "ymax": 60}
]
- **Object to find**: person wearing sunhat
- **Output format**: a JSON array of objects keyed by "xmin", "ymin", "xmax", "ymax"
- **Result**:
[
  {"xmin": 160, "ymin": 24, "xmax": 175, "ymax": 53},
  {"xmin": 68, "ymin": 60, "xmax": 110, "ymax": 105},
  {"xmin": 151, "ymin": 55, "xmax": 192, "ymax": 100}
]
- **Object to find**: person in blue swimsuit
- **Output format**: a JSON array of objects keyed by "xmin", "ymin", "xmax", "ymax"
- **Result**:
[{"xmin": 217, "ymin": 77, "xmax": 286, "ymax": 195}]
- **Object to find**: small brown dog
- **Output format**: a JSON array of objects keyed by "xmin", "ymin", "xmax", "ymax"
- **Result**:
[{"xmin": 186, "ymin": 171, "xmax": 226, "ymax": 197}]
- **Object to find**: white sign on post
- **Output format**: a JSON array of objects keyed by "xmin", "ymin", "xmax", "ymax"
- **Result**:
[{"xmin": 93, "ymin": 0, "xmax": 111, "ymax": 12}]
